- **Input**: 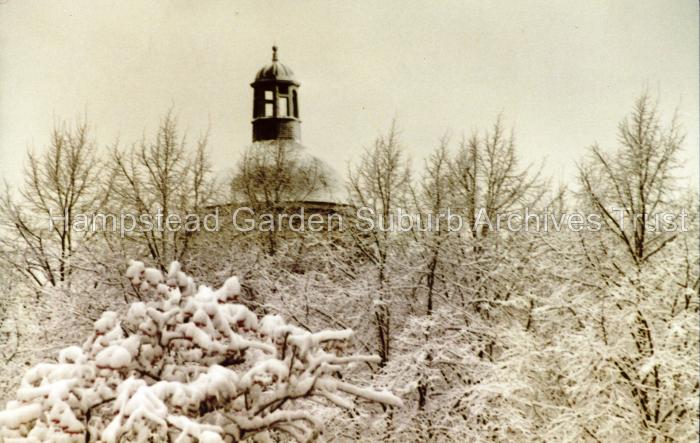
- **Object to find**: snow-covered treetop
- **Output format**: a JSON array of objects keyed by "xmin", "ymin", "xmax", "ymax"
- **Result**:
[{"xmin": 0, "ymin": 261, "xmax": 401, "ymax": 442}]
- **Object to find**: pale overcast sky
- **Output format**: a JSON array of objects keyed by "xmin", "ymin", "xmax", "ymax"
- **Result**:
[{"xmin": 0, "ymin": 0, "xmax": 698, "ymax": 189}]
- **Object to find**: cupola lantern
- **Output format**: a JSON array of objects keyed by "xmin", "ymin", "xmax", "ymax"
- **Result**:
[{"xmin": 251, "ymin": 46, "xmax": 301, "ymax": 142}]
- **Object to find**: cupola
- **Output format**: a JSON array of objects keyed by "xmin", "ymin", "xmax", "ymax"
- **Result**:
[{"xmin": 251, "ymin": 46, "xmax": 301, "ymax": 142}]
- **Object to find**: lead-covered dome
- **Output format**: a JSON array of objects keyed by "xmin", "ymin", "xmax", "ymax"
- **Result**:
[
  {"xmin": 254, "ymin": 46, "xmax": 298, "ymax": 84},
  {"xmin": 303, "ymin": 155, "xmax": 349, "ymax": 205}
]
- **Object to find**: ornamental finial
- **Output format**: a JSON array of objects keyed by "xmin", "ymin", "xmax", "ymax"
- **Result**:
[{"xmin": 272, "ymin": 45, "xmax": 278, "ymax": 62}]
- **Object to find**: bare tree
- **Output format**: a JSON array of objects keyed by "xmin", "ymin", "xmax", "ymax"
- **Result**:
[
  {"xmin": 578, "ymin": 93, "xmax": 684, "ymax": 267},
  {"xmin": 110, "ymin": 112, "xmax": 216, "ymax": 270},
  {"xmin": 449, "ymin": 116, "xmax": 543, "ymax": 239},
  {"xmin": 571, "ymin": 93, "xmax": 696, "ymax": 439},
  {"xmin": 405, "ymin": 136, "xmax": 453, "ymax": 438},
  {"xmin": 0, "ymin": 120, "xmax": 109, "ymax": 287},
  {"xmin": 415, "ymin": 135, "xmax": 452, "ymax": 316},
  {"xmin": 230, "ymin": 140, "xmax": 331, "ymax": 255},
  {"xmin": 347, "ymin": 122, "xmax": 411, "ymax": 365},
  {"xmin": 445, "ymin": 116, "xmax": 544, "ymax": 328}
]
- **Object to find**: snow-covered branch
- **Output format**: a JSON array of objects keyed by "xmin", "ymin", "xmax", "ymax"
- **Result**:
[{"xmin": 0, "ymin": 261, "xmax": 401, "ymax": 442}]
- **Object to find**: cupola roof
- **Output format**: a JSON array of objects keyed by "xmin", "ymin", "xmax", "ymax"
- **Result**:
[{"xmin": 254, "ymin": 46, "xmax": 298, "ymax": 84}]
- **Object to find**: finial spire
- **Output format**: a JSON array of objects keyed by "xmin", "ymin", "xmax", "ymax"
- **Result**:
[{"xmin": 272, "ymin": 45, "xmax": 278, "ymax": 62}]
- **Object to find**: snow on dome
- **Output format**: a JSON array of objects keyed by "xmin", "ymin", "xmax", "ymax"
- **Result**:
[
  {"xmin": 302, "ymin": 154, "xmax": 350, "ymax": 205},
  {"xmin": 279, "ymin": 140, "xmax": 349, "ymax": 205}
]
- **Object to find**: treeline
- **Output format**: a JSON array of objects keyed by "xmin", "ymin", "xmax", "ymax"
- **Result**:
[{"xmin": 0, "ymin": 94, "xmax": 697, "ymax": 441}]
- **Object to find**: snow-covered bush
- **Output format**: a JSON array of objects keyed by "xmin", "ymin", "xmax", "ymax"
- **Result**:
[{"xmin": 0, "ymin": 261, "xmax": 401, "ymax": 442}]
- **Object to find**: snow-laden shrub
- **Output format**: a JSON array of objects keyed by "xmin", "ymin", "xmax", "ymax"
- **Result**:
[{"xmin": 0, "ymin": 261, "xmax": 401, "ymax": 442}]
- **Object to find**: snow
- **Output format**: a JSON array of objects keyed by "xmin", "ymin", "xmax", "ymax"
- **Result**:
[
  {"xmin": 288, "ymin": 328, "xmax": 354, "ymax": 355},
  {"xmin": 95, "ymin": 345, "xmax": 132, "ymax": 369},
  {"xmin": 144, "ymin": 267, "xmax": 164, "ymax": 286},
  {"xmin": 199, "ymin": 430, "xmax": 225, "ymax": 443},
  {"xmin": 334, "ymin": 381, "xmax": 403, "ymax": 407},
  {"xmin": 215, "ymin": 276, "xmax": 241, "ymax": 302},
  {"xmin": 93, "ymin": 311, "xmax": 118, "ymax": 334},
  {"xmin": 0, "ymin": 403, "xmax": 42, "ymax": 428},
  {"xmin": 47, "ymin": 401, "xmax": 84, "ymax": 434},
  {"xmin": 239, "ymin": 359, "xmax": 290, "ymax": 389},
  {"xmin": 0, "ymin": 261, "xmax": 401, "ymax": 441},
  {"xmin": 125, "ymin": 260, "xmax": 145, "ymax": 286}
]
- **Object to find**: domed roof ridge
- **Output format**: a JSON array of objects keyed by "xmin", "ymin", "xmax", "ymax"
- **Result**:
[{"xmin": 254, "ymin": 46, "xmax": 298, "ymax": 84}]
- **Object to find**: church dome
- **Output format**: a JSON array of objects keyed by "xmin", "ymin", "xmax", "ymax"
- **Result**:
[
  {"xmin": 254, "ymin": 46, "xmax": 298, "ymax": 84},
  {"xmin": 303, "ymin": 156, "xmax": 349, "ymax": 205}
]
